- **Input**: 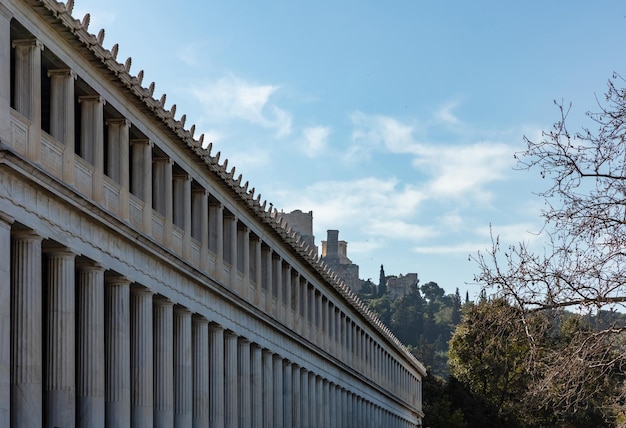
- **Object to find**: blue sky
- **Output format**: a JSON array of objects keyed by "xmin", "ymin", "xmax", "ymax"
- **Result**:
[{"xmin": 75, "ymin": 0, "xmax": 626, "ymax": 297}]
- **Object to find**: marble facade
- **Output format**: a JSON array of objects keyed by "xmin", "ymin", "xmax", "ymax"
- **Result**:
[{"xmin": 0, "ymin": 1, "xmax": 425, "ymax": 427}]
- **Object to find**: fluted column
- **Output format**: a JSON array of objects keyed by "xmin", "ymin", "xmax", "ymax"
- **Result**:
[
  {"xmin": 291, "ymin": 364, "xmax": 300, "ymax": 428},
  {"xmin": 254, "ymin": 238, "xmax": 262, "ymax": 305},
  {"xmin": 153, "ymin": 157, "xmax": 173, "ymax": 246},
  {"xmin": 250, "ymin": 344, "xmax": 262, "ymax": 428},
  {"xmin": 44, "ymin": 246, "xmax": 76, "ymax": 428},
  {"xmin": 12, "ymin": 38, "xmax": 42, "ymax": 162},
  {"xmin": 300, "ymin": 369, "xmax": 309, "ymax": 428},
  {"xmin": 130, "ymin": 138, "xmax": 153, "ymax": 234},
  {"xmin": 0, "ymin": 214, "xmax": 12, "ymax": 427},
  {"xmin": 294, "ymin": 273, "xmax": 301, "ymax": 334},
  {"xmin": 174, "ymin": 307, "xmax": 192, "ymax": 427},
  {"xmin": 105, "ymin": 275, "xmax": 131, "ymax": 427},
  {"xmin": 274, "ymin": 256, "xmax": 282, "ymax": 319},
  {"xmin": 0, "ymin": 5, "xmax": 11, "ymax": 141},
  {"xmin": 209, "ymin": 324, "xmax": 224, "ymax": 428},
  {"xmin": 226, "ymin": 214, "xmax": 237, "ymax": 287},
  {"xmin": 192, "ymin": 316, "xmax": 209, "ymax": 428},
  {"xmin": 240, "ymin": 226, "xmax": 250, "ymax": 298},
  {"xmin": 323, "ymin": 379, "xmax": 330, "ymax": 428},
  {"xmin": 192, "ymin": 188, "xmax": 209, "ymax": 271},
  {"xmin": 77, "ymin": 262, "xmax": 105, "ymax": 428},
  {"xmin": 11, "ymin": 230, "xmax": 43, "ymax": 427},
  {"xmin": 237, "ymin": 338, "xmax": 251, "ymax": 428},
  {"xmin": 208, "ymin": 199, "xmax": 224, "ymax": 278},
  {"xmin": 224, "ymin": 331, "xmax": 238, "ymax": 428},
  {"xmin": 78, "ymin": 95, "xmax": 105, "ymax": 202},
  {"xmin": 285, "ymin": 266, "xmax": 292, "ymax": 328},
  {"xmin": 48, "ymin": 68, "xmax": 76, "ymax": 184},
  {"xmin": 282, "ymin": 361, "xmax": 292, "ymax": 428},
  {"xmin": 341, "ymin": 389, "xmax": 347, "ymax": 428},
  {"xmin": 153, "ymin": 296, "xmax": 174, "ymax": 427},
  {"xmin": 309, "ymin": 373, "xmax": 317, "ymax": 428},
  {"xmin": 272, "ymin": 354, "xmax": 283, "ymax": 428},
  {"xmin": 173, "ymin": 173, "xmax": 192, "ymax": 259},
  {"xmin": 130, "ymin": 287, "xmax": 153, "ymax": 428},
  {"xmin": 329, "ymin": 384, "xmax": 337, "ymax": 428},
  {"xmin": 263, "ymin": 248, "xmax": 272, "ymax": 314},
  {"xmin": 261, "ymin": 350, "xmax": 273, "ymax": 428},
  {"xmin": 106, "ymin": 118, "xmax": 130, "ymax": 220}
]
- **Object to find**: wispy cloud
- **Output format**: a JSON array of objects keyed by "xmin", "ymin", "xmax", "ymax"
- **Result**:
[
  {"xmin": 190, "ymin": 75, "xmax": 292, "ymax": 137},
  {"xmin": 301, "ymin": 126, "xmax": 330, "ymax": 158},
  {"xmin": 435, "ymin": 101, "xmax": 461, "ymax": 125}
]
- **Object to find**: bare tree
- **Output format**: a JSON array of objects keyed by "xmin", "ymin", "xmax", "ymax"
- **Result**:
[{"xmin": 472, "ymin": 75, "xmax": 626, "ymax": 423}]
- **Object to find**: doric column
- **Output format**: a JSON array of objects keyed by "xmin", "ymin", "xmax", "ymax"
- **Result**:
[
  {"xmin": 0, "ymin": 5, "xmax": 12, "ymax": 142},
  {"xmin": 209, "ymin": 324, "xmax": 224, "ymax": 428},
  {"xmin": 282, "ymin": 360, "xmax": 292, "ymax": 428},
  {"xmin": 0, "ymin": 214, "xmax": 12, "ymax": 427},
  {"xmin": 309, "ymin": 373, "xmax": 317, "ymax": 428},
  {"xmin": 340, "ymin": 314, "xmax": 347, "ymax": 363},
  {"xmin": 12, "ymin": 38, "xmax": 43, "ymax": 162},
  {"xmin": 291, "ymin": 364, "xmax": 300, "ymax": 428},
  {"xmin": 323, "ymin": 298, "xmax": 329, "ymax": 350},
  {"xmin": 153, "ymin": 296, "xmax": 174, "ymax": 427},
  {"xmin": 44, "ymin": 246, "xmax": 76, "ymax": 428},
  {"xmin": 224, "ymin": 331, "xmax": 238, "ymax": 428},
  {"xmin": 173, "ymin": 173, "xmax": 192, "ymax": 259},
  {"xmin": 263, "ymin": 248, "xmax": 272, "ymax": 314},
  {"xmin": 272, "ymin": 354, "xmax": 283, "ymax": 428},
  {"xmin": 341, "ymin": 388, "xmax": 348, "ymax": 428},
  {"xmin": 250, "ymin": 344, "xmax": 262, "ymax": 428},
  {"xmin": 329, "ymin": 384, "xmax": 336, "ymax": 428},
  {"xmin": 48, "ymin": 68, "xmax": 76, "ymax": 184},
  {"xmin": 237, "ymin": 338, "xmax": 251, "ymax": 428},
  {"xmin": 130, "ymin": 139, "xmax": 153, "ymax": 234},
  {"xmin": 261, "ymin": 350, "xmax": 273, "ymax": 428},
  {"xmin": 293, "ymin": 273, "xmax": 301, "ymax": 333},
  {"xmin": 274, "ymin": 256, "xmax": 282, "ymax": 319},
  {"xmin": 78, "ymin": 95, "xmax": 105, "ymax": 203},
  {"xmin": 11, "ymin": 229, "xmax": 43, "ymax": 427},
  {"xmin": 106, "ymin": 118, "xmax": 131, "ymax": 220},
  {"xmin": 76, "ymin": 262, "xmax": 105, "ymax": 428},
  {"xmin": 130, "ymin": 287, "xmax": 153, "ymax": 428},
  {"xmin": 225, "ymin": 214, "xmax": 237, "ymax": 287},
  {"xmin": 300, "ymin": 369, "xmax": 309, "ymax": 428},
  {"xmin": 323, "ymin": 379, "xmax": 330, "ymax": 428},
  {"xmin": 208, "ymin": 199, "xmax": 224, "ymax": 280},
  {"xmin": 152, "ymin": 157, "xmax": 173, "ymax": 246},
  {"xmin": 174, "ymin": 307, "xmax": 192, "ymax": 427},
  {"xmin": 192, "ymin": 316, "xmax": 209, "ymax": 428},
  {"xmin": 192, "ymin": 188, "xmax": 209, "ymax": 271},
  {"xmin": 105, "ymin": 275, "xmax": 131, "ymax": 426}
]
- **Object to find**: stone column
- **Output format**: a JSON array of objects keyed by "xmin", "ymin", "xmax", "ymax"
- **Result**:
[
  {"xmin": 341, "ymin": 388, "xmax": 347, "ymax": 428},
  {"xmin": 291, "ymin": 364, "xmax": 300, "ymax": 428},
  {"xmin": 293, "ymin": 273, "xmax": 301, "ymax": 333},
  {"xmin": 282, "ymin": 361, "xmax": 292, "ymax": 428},
  {"xmin": 237, "ymin": 338, "xmax": 251, "ymax": 428},
  {"xmin": 12, "ymin": 38, "xmax": 43, "ymax": 162},
  {"xmin": 153, "ymin": 297, "xmax": 174, "ymax": 427},
  {"xmin": 174, "ymin": 307, "xmax": 192, "ymax": 427},
  {"xmin": 208, "ymin": 199, "xmax": 223, "ymax": 280},
  {"xmin": 106, "ymin": 118, "xmax": 131, "ymax": 220},
  {"xmin": 254, "ymin": 238, "xmax": 262, "ymax": 305},
  {"xmin": 261, "ymin": 350, "xmax": 273, "ymax": 428},
  {"xmin": 48, "ymin": 68, "xmax": 76, "ymax": 184},
  {"xmin": 329, "ymin": 384, "xmax": 336, "ymax": 428},
  {"xmin": 76, "ymin": 262, "xmax": 105, "ymax": 428},
  {"xmin": 250, "ymin": 344, "xmax": 262, "ymax": 428},
  {"xmin": 0, "ymin": 214, "xmax": 12, "ymax": 427},
  {"xmin": 224, "ymin": 331, "xmax": 238, "ymax": 428},
  {"xmin": 173, "ymin": 173, "xmax": 192, "ymax": 259},
  {"xmin": 153, "ymin": 157, "xmax": 173, "ymax": 246},
  {"xmin": 209, "ymin": 324, "xmax": 224, "ymax": 428},
  {"xmin": 192, "ymin": 316, "xmax": 209, "ymax": 428},
  {"xmin": 44, "ymin": 246, "xmax": 76, "ymax": 428},
  {"xmin": 274, "ymin": 256, "xmax": 282, "ymax": 319},
  {"xmin": 11, "ymin": 230, "xmax": 43, "ymax": 427},
  {"xmin": 192, "ymin": 188, "xmax": 209, "ymax": 271},
  {"xmin": 225, "ymin": 214, "xmax": 237, "ymax": 288},
  {"xmin": 240, "ymin": 226, "xmax": 250, "ymax": 298},
  {"xmin": 323, "ymin": 298, "xmax": 329, "ymax": 350},
  {"xmin": 130, "ymin": 139, "xmax": 153, "ymax": 234},
  {"xmin": 309, "ymin": 373, "xmax": 317, "ymax": 428},
  {"xmin": 323, "ymin": 379, "xmax": 330, "ymax": 428},
  {"xmin": 105, "ymin": 276, "xmax": 131, "ymax": 427},
  {"xmin": 263, "ymin": 248, "xmax": 272, "ymax": 314},
  {"xmin": 78, "ymin": 95, "xmax": 105, "ymax": 203},
  {"xmin": 130, "ymin": 287, "xmax": 153, "ymax": 428},
  {"xmin": 300, "ymin": 369, "xmax": 309, "ymax": 428},
  {"xmin": 0, "ymin": 5, "xmax": 11, "ymax": 142},
  {"xmin": 284, "ymin": 266, "xmax": 292, "ymax": 328},
  {"xmin": 272, "ymin": 355, "xmax": 283, "ymax": 428}
]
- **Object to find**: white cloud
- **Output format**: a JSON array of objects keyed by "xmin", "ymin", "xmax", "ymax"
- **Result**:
[
  {"xmin": 413, "ymin": 242, "xmax": 491, "ymax": 255},
  {"xmin": 349, "ymin": 111, "xmax": 419, "ymax": 159},
  {"xmin": 435, "ymin": 101, "xmax": 460, "ymax": 125},
  {"xmin": 190, "ymin": 75, "xmax": 292, "ymax": 137},
  {"xmin": 301, "ymin": 126, "xmax": 330, "ymax": 158}
]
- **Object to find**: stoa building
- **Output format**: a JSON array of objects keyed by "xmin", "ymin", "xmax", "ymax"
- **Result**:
[{"xmin": 0, "ymin": 1, "xmax": 425, "ymax": 427}]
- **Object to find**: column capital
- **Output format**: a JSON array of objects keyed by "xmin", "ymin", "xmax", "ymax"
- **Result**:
[
  {"xmin": 12, "ymin": 38, "xmax": 43, "ymax": 50},
  {"xmin": 105, "ymin": 117, "xmax": 131, "ymax": 127},
  {"xmin": 42, "ymin": 244, "xmax": 76, "ymax": 258},
  {"xmin": 173, "ymin": 305, "xmax": 191, "ymax": 315},
  {"xmin": 105, "ymin": 274, "xmax": 131, "ymax": 286},
  {"xmin": 172, "ymin": 171, "xmax": 191, "ymax": 181},
  {"xmin": 11, "ymin": 228, "xmax": 43, "ymax": 241},
  {"xmin": 153, "ymin": 156, "xmax": 173, "ymax": 165},
  {"xmin": 75, "ymin": 260, "xmax": 105, "ymax": 272},
  {"xmin": 153, "ymin": 295, "xmax": 174, "ymax": 307},
  {"xmin": 77, "ymin": 94, "xmax": 105, "ymax": 105},
  {"xmin": 130, "ymin": 284, "xmax": 154, "ymax": 296},
  {"xmin": 47, "ymin": 68, "xmax": 77, "ymax": 79},
  {"xmin": 130, "ymin": 138, "xmax": 153, "ymax": 148}
]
